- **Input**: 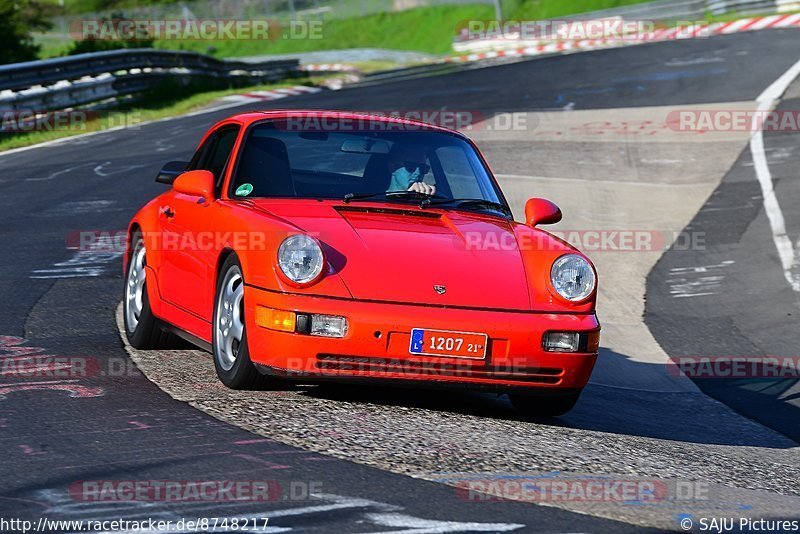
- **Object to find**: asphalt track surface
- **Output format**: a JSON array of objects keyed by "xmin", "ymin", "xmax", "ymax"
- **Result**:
[
  {"xmin": 1, "ymin": 29, "xmax": 799, "ymax": 532},
  {"xmin": 646, "ymin": 75, "xmax": 800, "ymax": 441}
]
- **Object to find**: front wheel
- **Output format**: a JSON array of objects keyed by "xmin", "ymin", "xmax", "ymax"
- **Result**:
[
  {"xmin": 212, "ymin": 255, "xmax": 278, "ymax": 390},
  {"xmin": 124, "ymin": 232, "xmax": 177, "ymax": 349},
  {"xmin": 509, "ymin": 391, "xmax": 581, "ymax": 417}
]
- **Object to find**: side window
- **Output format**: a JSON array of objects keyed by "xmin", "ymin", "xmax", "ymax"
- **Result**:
[
  {"xmin": 190, "ymin": 126, "xmax": 241, "ymax": 190},
  {"xmin": 188, "ymin": 135, "xmax": 216, "ymax": 171}
]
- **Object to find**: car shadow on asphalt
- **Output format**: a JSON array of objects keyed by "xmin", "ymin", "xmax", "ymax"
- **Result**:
[
  {"xmin": 572, "ymin": 348, "xmax": 797, "ymax": 449},
  {"xmin": 294, "ymin": 347, "xmax": 797, "ymax": 449}
]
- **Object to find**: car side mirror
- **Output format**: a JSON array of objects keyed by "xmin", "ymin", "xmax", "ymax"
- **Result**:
[
  {"xmin": 173, "ymin": 170, "xmax": 215, "ymax": 204},
  {"xmin": 156, "ymin": 161, "xmax": 190, "ymax": 184},
  {"xmin": 525, "ymin": 198, "xmax": 562, "ymax": 226}
]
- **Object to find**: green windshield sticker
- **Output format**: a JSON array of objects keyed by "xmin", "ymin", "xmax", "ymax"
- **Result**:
[{"xmin": 235, "ymin": 183, "xmax": 254, "ymax": 197}]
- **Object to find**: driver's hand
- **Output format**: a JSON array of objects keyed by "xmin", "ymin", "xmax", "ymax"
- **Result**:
[{"xmin": 408, "ymin": 182, "xmax": 436, "ymax": 195}]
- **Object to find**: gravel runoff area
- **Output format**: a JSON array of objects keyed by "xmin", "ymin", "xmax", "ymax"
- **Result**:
[{"xmin": 118, "ymin": 305, "xmax": 800, "ymax": 530}]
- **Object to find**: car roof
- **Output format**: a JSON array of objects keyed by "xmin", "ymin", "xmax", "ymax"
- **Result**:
[{"xmin": 216, "ymin": 110, "xmax": 465, "ymax": 136}]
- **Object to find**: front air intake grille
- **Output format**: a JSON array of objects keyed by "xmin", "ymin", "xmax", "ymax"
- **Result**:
[{"xmin": 314, "ymin": 355, "xmax": 563, "ymax": 384}]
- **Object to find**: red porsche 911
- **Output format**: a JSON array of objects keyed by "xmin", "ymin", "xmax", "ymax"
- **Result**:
[{"xmin": 123, "ymin": 111, "xmax": 599, "ymax": 416}]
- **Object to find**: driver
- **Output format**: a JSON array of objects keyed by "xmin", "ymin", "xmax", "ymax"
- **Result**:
[{"xmin": 386, "ymin": 144, "xmax": 436, "ymax": 195}]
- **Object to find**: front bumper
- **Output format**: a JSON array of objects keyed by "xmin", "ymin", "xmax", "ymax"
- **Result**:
[{"xmin": 244, "ymin": 285, "xmax": 599, "ymax": 393}]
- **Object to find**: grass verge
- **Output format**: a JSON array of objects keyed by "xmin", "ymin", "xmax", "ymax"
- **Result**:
[
  {"xmin": 0, "ymin": 77, "xmax": 328, "ymax": 153},
  {"xmin": 502, "ymin": 0, "xmax": 652, "ymax": 19},
  {"xmin": 40, "ymin": 0, "xmax": 744, "ymax": 60},
  {"xmin": 154, "ymin": 5, "xmax": 494, "ymax": 57}
]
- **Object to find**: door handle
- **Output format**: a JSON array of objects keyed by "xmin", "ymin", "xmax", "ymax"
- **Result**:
[{"xmin": 162, "ymin": 207, "xmax": 175, "ymax": 219}]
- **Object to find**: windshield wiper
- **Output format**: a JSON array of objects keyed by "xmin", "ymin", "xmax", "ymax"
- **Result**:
[
  {"xmin": 342, "ymin": 192, "xmax": 384, "ymax": 203},
  {"xmin": 425, "ymin": 198, "xmax": 512, "ymax": 216},
  {"xmin": 342, "ymin": 191, "xmax": 444, "ymax": 204}
]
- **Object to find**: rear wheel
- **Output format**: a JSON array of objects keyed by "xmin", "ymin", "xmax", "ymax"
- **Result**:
[
  {"xmin": 509, "ymin": 391, "xmax": 581, "ymax": 417},
  {"xmin": 123, "ymin": 232, "xmax": 177, "ymax": 349},
  {"xmin": 212, "ymin": 255, "xmax": 277, "ymax": 389}
]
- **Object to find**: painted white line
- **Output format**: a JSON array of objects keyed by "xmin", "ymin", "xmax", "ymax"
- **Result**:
[
  {"xmin": 362, "ymin": 512, "xmax": 524, "ymax": 533},
  {"xmin": 750, "ymin": 59, "xmax": 800, "ymax": 292},
  {"xmin": 30, "ymin": 231, "xmax": 123, "ymax": 279},
  {"xmin": 25, "ymin": 162, "xmax": 96, "ymax": 182},
  {"xmin": 93, "ymin": 161, "xmax": 147, "ymax": 177}
]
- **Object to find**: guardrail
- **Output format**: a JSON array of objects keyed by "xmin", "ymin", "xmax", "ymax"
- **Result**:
[
  {"xmin": 563, "ymin": 0, "xmax": 797, "ymax": 19},
  {"xmin": 560, "ymin": 0, "xmax": 707, "ymax": 22},
  {"xmin": 707, "ymin": 0, "xmax": 767, "ymax": 13},
  {"xmin": 0, "ymin": 49, "xmax": 299, "ymax": 114}
]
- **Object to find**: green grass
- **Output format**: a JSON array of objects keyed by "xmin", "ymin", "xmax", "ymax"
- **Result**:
[
  {"xmin": 0, "ymin": 77, "xmax": 326, "ymax": 152},
  {"xmin": 41, "ymin": 0, "xmax": 180, "ymax": 14},
  {"xmin": 29, "ymin": 0, "xmax": 781, "ymax": 71},
  {"xmin": 34, "ymin": 0, "xmax": 771, "ymax": 63},
  {"xmin": 37, "ymin": 1, "xmax": 684, "ymax": 60},
  {"xmin": 502, "ymin": 0, "xmax": 653, "ymax": 19},
  {"xmin": 34, "ymin": 33, "xmax": 74, "ymax": 58},
  {"xmin": 153, "ymin": 4, "xmax": 495, "ymax": 57}
]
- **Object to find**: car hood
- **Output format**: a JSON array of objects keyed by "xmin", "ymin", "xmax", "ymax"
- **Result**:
[{"xmin": 247, "ymin": 200, "xmax": 532, "ymax": 310}]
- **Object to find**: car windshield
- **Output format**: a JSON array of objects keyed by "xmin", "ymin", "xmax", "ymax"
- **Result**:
[{"xmin": 230, "ymin": 120, "xmax": 508, "ymax": 215}]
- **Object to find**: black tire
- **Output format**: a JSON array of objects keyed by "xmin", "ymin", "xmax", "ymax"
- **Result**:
[
  {"xmin": 509, "ymin": 391, "xmax": 582, "ymax": 417},
  {"xmin": 212, "ymin": 254, "xmax": 277, "ymax": 390},
  {"xmin": 123, "ymin": 232, "xmax": 178, "ymax": 349}
]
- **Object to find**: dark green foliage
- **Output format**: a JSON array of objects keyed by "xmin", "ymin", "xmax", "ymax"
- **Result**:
[{"xmin": 0, "ymin": 0, "xmax": 51, "ymax": 64}]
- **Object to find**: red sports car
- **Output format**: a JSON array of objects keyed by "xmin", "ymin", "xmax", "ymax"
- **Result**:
[{"xmin": 123, "ymin": 111, "xmax": 599, "ymax": 416}]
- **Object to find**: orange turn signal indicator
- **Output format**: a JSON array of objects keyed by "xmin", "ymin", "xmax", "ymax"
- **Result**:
[{"xmin": 255, "ymin": 306, "xmax": 296, "ymax": 332}]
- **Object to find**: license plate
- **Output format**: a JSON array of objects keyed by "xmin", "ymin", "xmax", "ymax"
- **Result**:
[{"xmin": 409, "ymin": 328, "xmax": 488, "ymax": 359}]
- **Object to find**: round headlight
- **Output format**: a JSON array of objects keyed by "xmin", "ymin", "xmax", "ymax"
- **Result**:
[
  {"xmin": 277, "ymin": 234, "xmax": 325, "ymax": 284},
  {"xmin": 550, "ymin": 254, "xmax": 596, "ymax": 302}
]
